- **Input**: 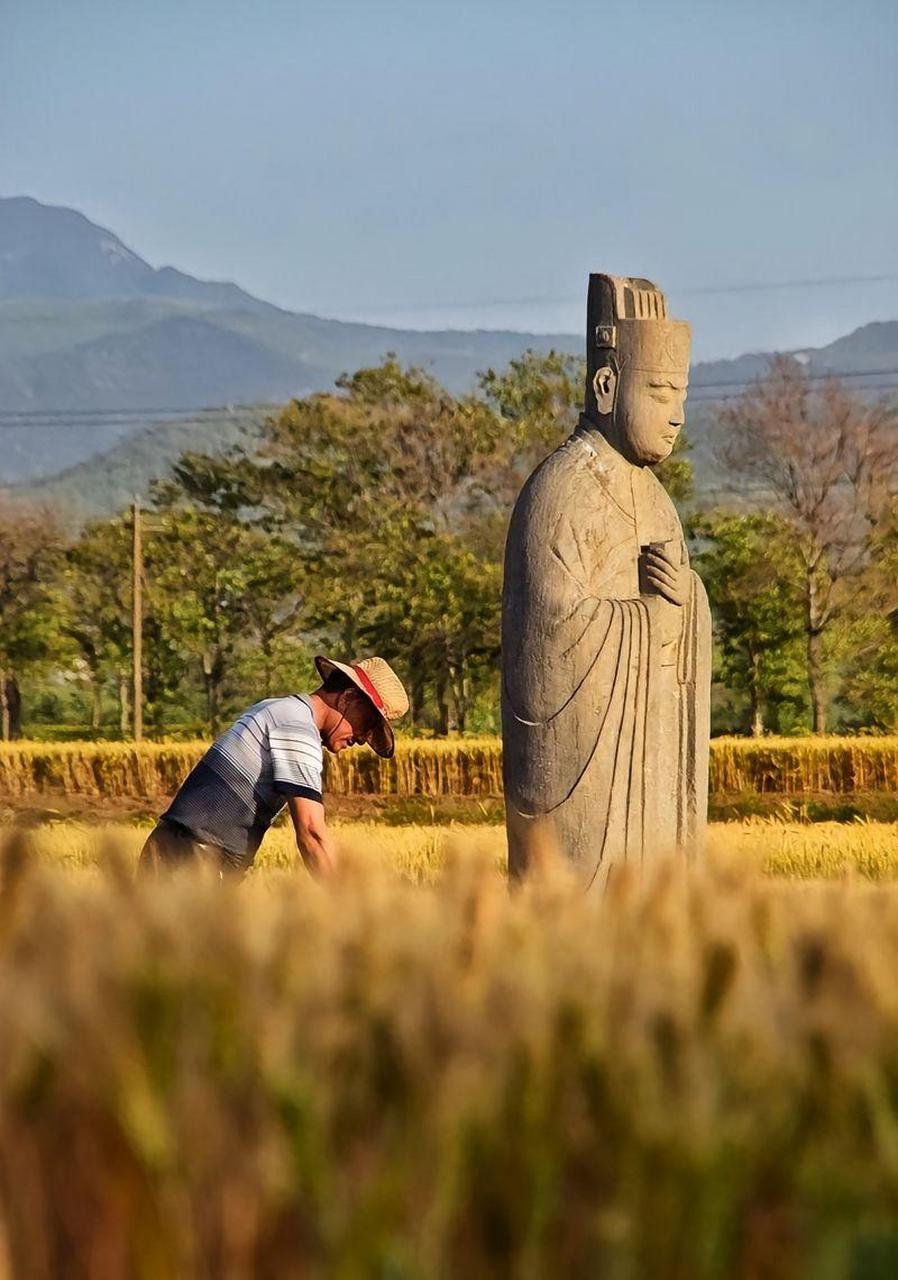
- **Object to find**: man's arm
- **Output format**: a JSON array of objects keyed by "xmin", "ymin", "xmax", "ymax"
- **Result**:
[{"xmin": 286, "ymin": 795, "xmax": 338, "ymax": 877}]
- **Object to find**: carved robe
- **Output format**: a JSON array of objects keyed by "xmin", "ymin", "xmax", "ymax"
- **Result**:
[{"xmin": 501, "ymin": 419, "xmax": 712, "ymax": 886}]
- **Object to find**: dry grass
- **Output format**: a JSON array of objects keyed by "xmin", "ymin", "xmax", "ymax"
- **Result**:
[
  {"xmin": 3, "ymin": 829, "xmax": 898, "ymax": 1276},
  {"xmin": 9, "ymin": 817, "xmax": 898, "ymax": 882},
  {"xmin": 711, "ymin": 735, "xmax": 898, "ymax": 794},
  {"xmin": 16, "ymin": 820, "xmax": 504, "ymax": 883},
  {"xmin": 2, "ymin": 735, "xmax": 898, "ymax": 800}
]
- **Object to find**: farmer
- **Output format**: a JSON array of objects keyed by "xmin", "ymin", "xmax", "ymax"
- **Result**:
[{"xmin": 138, "ymin": 655, "xmax": 408, "ymax": 878}]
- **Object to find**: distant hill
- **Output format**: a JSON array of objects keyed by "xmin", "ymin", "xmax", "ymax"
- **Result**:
[
  {"xmin": 684, "ymin": 320, "xmax": 898, "ymax": 493},
  {"xmin": 0, "ymin": 196, "xmax": 581, "ymax": 483},
  {"xmin": 689, "ymin": 321, "xmax": 898, "ymax": 392},
  {"xmin": 16, "ymin": 407, "xmax": 268, "ymax": 527},
  {"xmin": 0, "ymin": 195, "xmax": 269, "ymax": 311},
  {"xmin": 21, "ymin": 318, "xmax": 898, "ymax": 522},
  {"xmin": 2, "ymin": 195, "xmax": 896, "ymax": 503}
]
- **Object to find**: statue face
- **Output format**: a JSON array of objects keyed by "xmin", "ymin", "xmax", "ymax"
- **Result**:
[{"xmin": 594, "ymin": 365, "xmax": 688, "ymax": 465}]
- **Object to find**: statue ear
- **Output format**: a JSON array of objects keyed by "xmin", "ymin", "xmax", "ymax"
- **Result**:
[{"xmin": 592, "ymin": 365, "xmax": 617, "ymax": 415}]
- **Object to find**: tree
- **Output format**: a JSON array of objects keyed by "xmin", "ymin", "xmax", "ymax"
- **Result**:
[
  {"xmin": 838, "ymin": 501, "xmax": 898, "ymax": 730},
  {"xmin": 480, "ymin": 347, "xmax": 694, "ymax": 516},
  {"xmin": 146, "ymin": 499, "xmax": 304, "ymax": 735},
  {"xmin": 655, "ymin": 431, "xmax": 694, "ymax": 507},
  {"xmin": 220, "ymin": 358, "xmax": 509, "ymax": 727},
  {"xmin": 693, "ymin": 511, "xmax": 806, "ymax": 735},
  {"xmin": 480, "ymin": 349, "xmax": 583, "ymax": 470},
  {"xmin": 478, "ymin": 350, "xmax": 585, "ymax": 538},
  {"xmin": 358, "ymin": 521, "xmax": 502, "ymax": 732},
  {"xmin": 137, "ymin": 352, "xmax": 696, "ymax": 736},
  {"xmin": 0, "ymin": 502, "xmax": 64, "ymax": 740},
  {"xmin": 719, "ymin": 358, "xmax": 898, "ymax": 732},
  {"xmin": 62, "ymin": 516, "xmax": 133, "ymax": 731}
]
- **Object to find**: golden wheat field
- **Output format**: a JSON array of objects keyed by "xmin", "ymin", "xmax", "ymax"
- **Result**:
[
  {"xmin": 7, "ymin": 816, "xmax": 898, "ymax": 882},
  {"xmin": 2, "ymin": 735, "xmax": 898, "ymax": 799},
  {"xmin": 3, "ymin": 800, "xmax": 898, "ymax": 1276},
  {"xmin": 3, "ymin": 829, "xmax": 898, "ymax": 1278}
]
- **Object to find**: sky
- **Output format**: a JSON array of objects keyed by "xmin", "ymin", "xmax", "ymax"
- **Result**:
[{"xmin": 2, "ymin": 0, "xmax": 897, "ymax": 360}]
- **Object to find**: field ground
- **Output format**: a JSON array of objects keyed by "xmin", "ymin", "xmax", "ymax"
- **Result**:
[
  {"xmin": 0, "ymin": 791, "xmax": 511, "ymax": 828},
  {"xmin": 6, "ymin": 815, "xmax": 898, "ymax": 881},
  {"xmin": 5, "ymin": 789, "xmax": 898, "ymax": 831}
]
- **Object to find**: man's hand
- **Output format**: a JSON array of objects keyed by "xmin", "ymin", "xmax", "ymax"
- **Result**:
[
  {"xmin": 640, "ymin": 544, "xmax": 690, "ymax": 608},
  {"xmin": 286, "ymin": 795, "xmax": 337, "ymax": 877}
]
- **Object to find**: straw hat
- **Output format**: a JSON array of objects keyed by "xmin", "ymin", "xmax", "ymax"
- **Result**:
[{"xmin": 314, "ymin": 654, "xmax": 409, "ymax": 758}]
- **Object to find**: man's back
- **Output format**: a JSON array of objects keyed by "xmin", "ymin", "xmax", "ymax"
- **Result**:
[{"xmin": 163, "ymin": 695, "xmax": 324, "ymax": 870}]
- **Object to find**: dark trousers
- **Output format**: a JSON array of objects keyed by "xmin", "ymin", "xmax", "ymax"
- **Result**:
[{"xmin": 138, "ymin": 817, "xmax": 231, "ymax": 877}]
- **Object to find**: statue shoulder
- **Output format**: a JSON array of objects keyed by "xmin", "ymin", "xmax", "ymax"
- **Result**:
[
  {"xmin": 511, "ymin": 434, "xmax": 594, "ymax": 522},
  {"xmin": 643, "ymin": 463, "xmax": 685, "ymax": 517}
]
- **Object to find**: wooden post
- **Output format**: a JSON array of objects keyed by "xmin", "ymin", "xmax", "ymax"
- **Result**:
[{"xmin": 132, "ymin": 497, "xmax": 143, "ymax": 743}]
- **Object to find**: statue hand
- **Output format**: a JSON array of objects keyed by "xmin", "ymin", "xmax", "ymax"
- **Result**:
[{"xmin": 640, "ymin": 546, "xmax": 690, "ymax": 609}]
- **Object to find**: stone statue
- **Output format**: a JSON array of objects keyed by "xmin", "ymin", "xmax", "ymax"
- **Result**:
[{"xmin": 501, "ymin": 274, "xmax": 711, "ymax": 886}]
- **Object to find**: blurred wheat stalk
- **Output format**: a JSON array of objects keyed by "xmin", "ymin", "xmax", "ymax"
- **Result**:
[
  {"xmin": 3, "ymin": 831, "xmax": 898, "ymax": 1277},
  {"xmin": 13, "ymin": 818, "xmax": 898, "ymax": 882},
  {"xmin": 2, "ymin": 736, "xmax": 898, "ymax": 800}
]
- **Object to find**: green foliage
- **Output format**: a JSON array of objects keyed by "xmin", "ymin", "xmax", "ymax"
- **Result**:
[
  {"xmin": 61, "ymin": 515, "xmax": 134, "ymax": 728},
  {"xmin": 479, "ymin": 348, "xmax": 583, "ymax": 443},
  {"xmin": 357, "ymin": 525, "xmax": 502, "ymax": 731},
  {"xmin": 837, "ymin": 508, "xmax": 898, "ymax": 732},
  {"xmin": 146, "ymin": 506, "xmax": 305, "ymax": 733},
  {"xmin": 655, "ymin": 429, "xmax": 694, "ymax": 506},
  {"xmin": 839, "ymin": 615, "xmax": 898, "ymax": 732},
  {"xmin": 694, "ymin": 511, "xmax": 807, "ymax": 734},
  {"xmin": 11, "ymin": 349, "xmax": 898, "ymax": 741},
  {"xmin": 0, "ymin": 508, "xmax": 63, "ymax": 669},
  {"xmin": 161, "ymin": 355, "xmax": 516, "ymax": 732},
  {"xmin": 716, "ymin": 358, "xmax": 898, "ymax": 732},
  {"xmin": 478, "ymin": 350, "xmax": 586, "ymax": 520},
  {"xmin": 0, "ymin": 503, "xmax": 67, "ymax": 738}
]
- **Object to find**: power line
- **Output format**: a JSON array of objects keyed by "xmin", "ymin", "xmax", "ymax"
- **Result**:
[
  {"xmin": 0, "ymin": 403, "xmax": 279, "ymax": 420},
  {"xmin": 688, "ymin": 387, "xmax": 898, "ymax": 406},
  {"xmin": 2, "ymin": 363, "xmax": 898, "ymax": 420},
  {"xmin": 1, "ymin": 366, "xmax": 897, "ymax": 430},
  {"xmin": 690, "ymin": 363, "xmax": 898, "ymax": 391},
  {"xmin": 688, "ymin": 365, "xmax": 898, "ymax": 391},
  {"xmin": 0, "ymin": 407, "xmax": 277, "ymax": 430},
  {"xmin": 685, "ymin": 273, "xmax": 898, "ymax": 297},
  {"xmin": 340, "ymin": 271, "xmax": 898, "ymax": 317}
]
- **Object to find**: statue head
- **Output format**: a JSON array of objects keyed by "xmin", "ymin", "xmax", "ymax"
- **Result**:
[{"xmin": 584, "ymin": 274, "xmax": 691, "ymax": 466}]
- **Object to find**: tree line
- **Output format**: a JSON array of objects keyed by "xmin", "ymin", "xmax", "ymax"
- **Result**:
[{"xmin": 2, "ymin": 352, "xmax": 897, "ymax": 741}]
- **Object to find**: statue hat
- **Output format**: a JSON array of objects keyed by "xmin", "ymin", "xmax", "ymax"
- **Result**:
[{"xmin": 587, "ymin": 274, "xmax": 690, "ymax": 377}]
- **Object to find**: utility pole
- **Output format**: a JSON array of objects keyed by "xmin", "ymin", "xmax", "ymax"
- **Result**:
[{"xmin": 132, "ymin": 497, "xmax": 143, "ymax": 743}]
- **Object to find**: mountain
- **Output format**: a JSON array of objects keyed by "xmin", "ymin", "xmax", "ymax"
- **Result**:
[
  {"xmin": 21, "ymin": 316, "xmax": 898, "ymax": 522},
  {"xmin": 689, "ymin": 321, "xmax": 898, "ymax": 393},
  {"xmin": 18, "ymin": 408, "xmax": 268, "ymax": 527},
  {"xmin": 2, "ymin": 196, "xmax": 897, "ymax": 503},
  {"xmin": 0, "ymin": 196, "xmax": 581, "ymax": 484},
  {"xmin": 684, "ymin": 320, "xmax": 898, "ymax": 493},
  {"xmin": 0, "ymin": 195, "xmax": 269, "ymax": 311}
]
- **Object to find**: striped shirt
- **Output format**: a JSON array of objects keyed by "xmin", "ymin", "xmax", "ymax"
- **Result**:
[{"xmin": 164, "ymin": 695, "xmax": 323, "ymax": 869}]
